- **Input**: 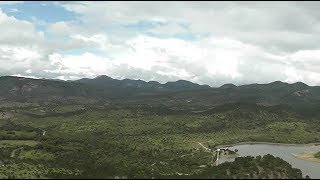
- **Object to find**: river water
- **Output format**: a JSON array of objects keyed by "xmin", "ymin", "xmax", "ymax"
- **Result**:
[{"xmin": 218, "ymin": 143, "xmax": 320, "ymax": 179}]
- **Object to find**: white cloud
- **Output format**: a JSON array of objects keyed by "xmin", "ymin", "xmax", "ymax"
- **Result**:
[
  {"xmin": 0, "ymin": 45, "xmax": 43, "ymax": 72},
  {"xmin": 0, "ymin": 9, "xmax": 107, "ymax": 79},
  {"xmin": 146, "ymin": 22, "xmax": 189, "ymax": 36},
  {"xmin": 47, "ymin": 21, "xmax": 85, "ymax": 36},
  {"xmin": 284, "ymin": 67, "xmax": 303, "ymax": 83},
  {"xmin": 0, "ymin": 9, "xmax": 43, "ymax": 45},
  {"xmin": 0, "ymin": 1, "xmax": 24, "ymax": 5},
  {"xmin": 59, "ymin": 1, "xmax": 320, "ymax": 53},
  {"xmin": 286, "ymin": 50, "xmax": 320, "ymax": 73},
  {"xmin": 11, "ymin": 74, "xmax": 40, "ymax": 79},
  {"xmin": 1, "ymin": 2, "xmax": 320, "ymax": 87},
  {"xmin": 44, "ymin": 52, "xmax": 113, "ymax": 80}
]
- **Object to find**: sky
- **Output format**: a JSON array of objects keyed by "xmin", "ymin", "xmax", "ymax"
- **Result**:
[{"xmin": 1, "ymin": 1, "xmax": 320, "ymax": 87}]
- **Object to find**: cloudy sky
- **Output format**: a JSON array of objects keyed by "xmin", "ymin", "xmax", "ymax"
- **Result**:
[{"xmin": 1, "ymin": 1, "xmax": 320, "ymax": 87}]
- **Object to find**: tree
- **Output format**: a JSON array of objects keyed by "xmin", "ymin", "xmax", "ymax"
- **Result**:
[{"xmin": 305, "ymin": 175, "xmax": 310, "ymax": 179}]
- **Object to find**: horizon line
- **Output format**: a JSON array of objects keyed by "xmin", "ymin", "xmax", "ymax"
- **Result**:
[{"xmin": 0, "ymin": 75, "xmax": 316, "ymax": 88}]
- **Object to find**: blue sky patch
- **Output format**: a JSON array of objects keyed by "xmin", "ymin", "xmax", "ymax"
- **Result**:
[
  {"xmin": 0, "ymin": 1, "xmax": 77, "ymax": 23},
  {"xmin": 122, "ymin": 20, "xmax": 167, "ymax": 32}
]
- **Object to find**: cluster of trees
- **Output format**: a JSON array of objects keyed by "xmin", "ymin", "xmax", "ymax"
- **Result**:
[
  {"xmin": 21, "ymin": 108, "xmax": 87, "ymax": 118},
  {"xmin": 194, "ymin": 154, "xmax": 303, "ymax": 179},
  {"xmin": 0, "ymin": 121, "xmax": 40, "ymax": 140},
  {"xmin": 1, "ymin": 121, "xmax": 37, "ymax": 132}
]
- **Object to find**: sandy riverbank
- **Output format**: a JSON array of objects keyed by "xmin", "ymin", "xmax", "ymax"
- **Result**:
[
  {"xmin": 292, "ymin": 151, "xmax": 320, "ymax": 163},
  {"xmin": 220, "ymin": 153, "xmax": 239, "ymax": 158},
  {"xmin": 215, "ymin": 141, "xmax": 320, "ymax": 149}
]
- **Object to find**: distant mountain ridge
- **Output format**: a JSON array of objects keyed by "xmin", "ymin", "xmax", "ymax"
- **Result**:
[
  {"xmin": 0, "ymin": 75, "xmax": 319, "ymax": 113},
  {"xmin": 76, "ymin": 75, "xmax": 210, "ymax": 90}
]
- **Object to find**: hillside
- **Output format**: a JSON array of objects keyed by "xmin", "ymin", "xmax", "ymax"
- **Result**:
[
  {"xmin": 0, "ymin": 76, "xmax": 320, "ymax": 178},
  {"xmin": 0, "ymin": 76, "xmax": 320, "ymax": 111}
]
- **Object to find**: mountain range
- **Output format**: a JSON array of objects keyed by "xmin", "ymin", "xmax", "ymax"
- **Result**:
[{"xmin": 0, "ymin": 75, "xmax": 319, "ymax": 114}]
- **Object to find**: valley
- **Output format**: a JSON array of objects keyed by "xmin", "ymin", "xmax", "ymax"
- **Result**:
[{"xmin": 0, "ymin": 76, "xmax": 320, "ymax": 178}]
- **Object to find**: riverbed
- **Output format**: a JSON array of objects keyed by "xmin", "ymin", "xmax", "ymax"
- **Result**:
[{"xmin": 217, "ymin": 143, "xmax": 320, "ymax": 179}]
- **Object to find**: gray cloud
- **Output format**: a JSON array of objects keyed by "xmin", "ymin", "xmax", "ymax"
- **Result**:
[{"xmin": 59, "ymin": 1, "xmax": 320, "ymax": 53}]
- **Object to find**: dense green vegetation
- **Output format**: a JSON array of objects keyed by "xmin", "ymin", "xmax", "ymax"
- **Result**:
[
  {"xmin": 315, "ymin": 151, "xmax": 320, "ymax": 159},
  {"xmin": 195, "ymin": 154, "xmax": 303, "ymax": 179},
  {"xmin": 155, "ymin": 155, "xmax": 304, "ymax": 179},
  {"xmin": 0, "ymin": 101, "xmax": 319, "ymax": 178},
  {"xmin": 0, "ymin": 75, "xmax": 320, "ymax": 178}
]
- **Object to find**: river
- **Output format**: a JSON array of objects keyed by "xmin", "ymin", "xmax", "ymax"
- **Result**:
[{"xmin": 217, "ymin": 143, "xmax": 320, "ymax": 179}]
